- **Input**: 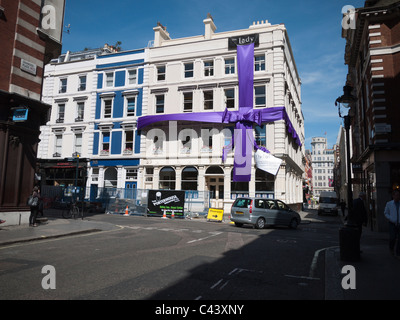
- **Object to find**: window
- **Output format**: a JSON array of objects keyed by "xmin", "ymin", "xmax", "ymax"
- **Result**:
[
  {"xmin": 182, "ymin": 167, "xmax": 198, "ymax": 191},
  {"xmin": 255, "ymin": 125, "xmax": 266, "ymax": 147},
  {"xmin": 54, "ymin": 134, "xmax": 62, "ymax": 155},
  {"xmin": 128, "ymin": 69, "xmax": 137, "ymax": 85},
  {"xmin": 184, "ymin": 62, "xmax": 194, "ymax": 78},
  {"xmin": 255, "ymin": 86, "xmax": 266, "ymax": 107},
  {"xmin": 126, "ymin": 168, "xmax": 138, "ymax": 180},
  {"xmin": 76, "ymin": 102, "xmax": 84, "ymax": 121},
  {"xmin": 57, "ymin": 104, "xmax": 65, "ymax": 123},
  {"xmin": 225, "ymin": 58, "xmax": 235, "ymax": 74},
  {"xmin": 156, "ymin": 95, "xmax": 165, "ymax": 114},
  {"xmin": 75, "ymin": 133, "xmax": 82, "ymax": 155},
  {"xmin": 59, "ymin": 78, "xmax": 67, "ymax": 93},
  {"xmin": 101, "ymin": 132, "xmax": 110, "ymax": 154},
  {"xmin": 255, "ymin": 55, "xmax": 266, "ymax": 71},
  {"xmin": 204, "ymin": 90, "xmax": 213, "ymax": 110},
  {"xmin": 181, "ymin": 135, "xmax": 191, "ymax": 154},
  {"xmin": 103, "ymin": 99, "xmax": 113, "ymax": 118},
  {"xmin": 225, "ymin": 89, "xmax": 235, "ymax": 109},
  {"xmin": 126, "ymin": 97, "xmax": 136, "ymax": 116},
  {"xmin": 157, "ymin": 66, "xmax": 166, "ymax": 81},
  {"xmin": 78, "ymin": 75, "xmax": 86, "ymax": 91},
  {"xmin": 183, "ymin": 92, "xmax": 193, "ymax": 112},
  {"xmin": 159, "ymin": 167, "xmax": 176, "ymax": 190},
  {"xmin": 204, "ymin": 60, "xmax": 214, "ymax": 77},
  {"xmin": 124, "ymin": 130, "xmax": 134, "ymax": 154},
  {"xmin": 105, "ymin": 72, "xmax": 114, "ymax": 87}
]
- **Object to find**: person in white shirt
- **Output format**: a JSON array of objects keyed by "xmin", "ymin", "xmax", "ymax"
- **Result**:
[{"xmin": 384, "ymin": 189, "xmax": 400, "ymax": 257}]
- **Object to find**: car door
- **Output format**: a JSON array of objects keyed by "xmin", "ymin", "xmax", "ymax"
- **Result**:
[
  {"xmin": 276, "ymin": 200, "xmax": 291, "ymax": 225},
  {"xmin": 265, "ymin": 200, "xmax": 279, "ymax": 224},
  {"xmin": 253, "ymin": 199, "xmax": 266, "ymax": 220}
]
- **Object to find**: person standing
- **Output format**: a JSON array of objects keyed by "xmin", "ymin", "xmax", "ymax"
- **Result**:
[
  {"xmin": 349, "ymin": 192, "xmax": 368, "ymax": 243},
  {"xmin": 384, "ymin": 189, "xmax": 400, "ymax": 258},
  {"xmin": 29, "ymin": 186, "xmax": 40, "ymax": 227}
]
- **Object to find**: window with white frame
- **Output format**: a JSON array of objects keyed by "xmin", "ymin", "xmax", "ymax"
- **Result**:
[
  {"xmin": 204, "ymin": 90, "xmax": 213, "ymax": 110},
  {"xmin": 157, "ymin": 65, "xmax": 166, "ymax": 81},
  {"xmin": 105, "ymin": 72, "xmax": 114, "ymax": 87},
  {"xmin": 128, "ymin": 69, "xmax": 137, "ymax": 85},
  {"xmin": 156, "ymin": 94, "xmax": 165, "ymax": 114},
  {"xmin": 59, "ymin": 78, "xmax": 67, "ymax": 93},
  {"xmin": 54, "ymin": 134, "xmax": 63, "ymax": 156},
  {"xmin": 255, "ymin": 125, "xmax": 266, "ymax": 147},
  {"xmin": 255, "ymin": 85, "xmax": 266, "ymax": 108},
  {"xmin": 74, "ymin": 133, "xmax": 82, "ymax": 155},
  {"xmin": 225, "ymin": 58, "xmax": 235, "ymax": 74},
  {"xmin": 57, "ymin": 103, "xmax": 65, "ymax": 123},
  {"xmin": 183, "ymin": 92, "xmax": 193, "ymax": 112},
  {"xmin": 101, "ymin": 132, "xmax": 110, "ymax": 154},
  {"xmin": 103, "ymin": 98, "xmax": 113, "ymax": 118},
  {"xmin": 76, "ymin": 102, "xmax": 84, "ymax": 121},
  {"xmin": 204, "ymin": 60, "xmax": 214, "ymax": 77},
  {"xmin": 184, "ymin": 62, "xmax": 194, "ymax": 78},
  {"xmin": 126, "ymin": 96, "xmax": 136, "ymax": 117},
  {"xmin": 123, "ymin": 130, "xmax": 134, "ymax": 154},
  {"xmin": 126, "ymin": 168, "xmax": 138, "ymax": 181},
  {"xmin": 92, "ymin": 168, "xmax": 99, "ymax": 182},
  {"xmin": 224, "ymin": 88, "xmax": 235, "ymax": 109},
  {"xmin": 255, "ymin": 55, "xmax": 266, "ymax": 71},
  {"xmin": 78, "ymin": 75, "xmax": 86, "ymax": 91}
]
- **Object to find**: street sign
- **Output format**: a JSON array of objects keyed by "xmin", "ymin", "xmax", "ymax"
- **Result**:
[{"xmin": 147, "ymin": 190, "xmax": 185, "ymax": 218}]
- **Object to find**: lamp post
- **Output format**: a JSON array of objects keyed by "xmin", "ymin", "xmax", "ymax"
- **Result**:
[
  {"xmin": 335, "ymin": 85, "xmax": 356, "ymax": 219},
  {"xmin": 72, "ymin": 152, "xmax": 80, "ymax": 201}
]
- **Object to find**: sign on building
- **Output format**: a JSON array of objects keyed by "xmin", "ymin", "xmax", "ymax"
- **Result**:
[{"xmin": 147, "ymin": 190, "xmax": 185, "ymax": 217}]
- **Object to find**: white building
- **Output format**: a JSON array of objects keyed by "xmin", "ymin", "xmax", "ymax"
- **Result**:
[
  {"xmin": 310, "ymin": 137, "xmax": 335, "ymax": 198},
  {"xmin": 138, "ymin": 17, "xmax": 305, "ymax": 213}
]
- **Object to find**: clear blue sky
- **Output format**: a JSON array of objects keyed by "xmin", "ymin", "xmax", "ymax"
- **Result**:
[{"xmin": 61, "ymin": 0, "xmax": 366, "ymax": 150}]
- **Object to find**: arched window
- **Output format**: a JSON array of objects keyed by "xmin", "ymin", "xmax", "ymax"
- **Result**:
[
  {"xmin": 182, "ymin": 166, "xmax": 198, "ymax": 191},
  {"xmin": 104, "ymin": 167, "xmax": 117, "ymax": 188},
  {"xmin": 159, "ymin": 167, "xmax": 175, "ymax": 190},
  {"xmin": 205, "ymin": 166, "xmax": 224, "ymax": 175}
]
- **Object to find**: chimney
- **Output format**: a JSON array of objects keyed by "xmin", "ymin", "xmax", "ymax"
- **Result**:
[
  {"xmin": 153, "ymin": 22, "xmax": 170, "ymax": 47},
  {"xmin": 203, "ymin": 13, "xmax": 216, "ymax": 40}
]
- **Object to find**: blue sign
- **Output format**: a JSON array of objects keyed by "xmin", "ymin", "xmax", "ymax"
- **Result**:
[{"xmin": 12, "ymin": 108, "xmax": 29, "ymax": 121}]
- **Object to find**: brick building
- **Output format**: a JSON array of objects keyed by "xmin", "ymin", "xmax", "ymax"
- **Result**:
[
  {"xmin": 0, "ymin": 0, "xmax": 65, "ymax": 224},
  {"xmin": 341, "ymin": 0, "xmax": 400, "ymax": 231}
]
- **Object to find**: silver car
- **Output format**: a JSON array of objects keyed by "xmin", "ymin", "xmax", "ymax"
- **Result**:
[{"xmin": 230, "ymin": 197, "xmax": 301, "ymax": 229}]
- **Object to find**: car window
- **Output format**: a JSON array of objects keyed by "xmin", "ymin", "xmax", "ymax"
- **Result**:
[
  {"xmin": 276, "ymin": 200, "xmax": 289, "ymax": 211},
  {"xmin": 233, "ymin": 198, "xmax": 251, "ymax": 208},
  {"xmin": 255, "ymin": 199, "xmax": 265, "ymax": 209},
  {"xmin": 265, "ymin": 200, "xmax": 277, "ymax": 209}
]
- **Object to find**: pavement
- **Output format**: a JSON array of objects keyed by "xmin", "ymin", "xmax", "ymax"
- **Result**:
[{"xmin": 1, "ymin": 208, "xmax": 399, "ymax": 300}]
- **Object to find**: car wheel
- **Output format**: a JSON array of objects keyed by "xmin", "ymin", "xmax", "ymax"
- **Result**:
[
  {"xmin": 255, "ymin": 217, "xmax": 265, "ymax": 229},
  {"xmin": 289, "ymin": 218, "xmax": 298, "ymax": 229}
]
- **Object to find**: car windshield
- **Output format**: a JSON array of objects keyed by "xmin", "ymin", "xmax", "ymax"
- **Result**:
[
  {"xmin": 320, "ymin": 197, "xmax": 337, "ymax": 204},
  {"xmin": 233, "ymin": 198, "xmax": 252, "ymax": 208}
]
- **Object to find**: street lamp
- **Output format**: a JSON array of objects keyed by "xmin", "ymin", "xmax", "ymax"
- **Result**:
[{"xmin": 335, "ymin": 85, "xmax": 356, "ymax": 221}]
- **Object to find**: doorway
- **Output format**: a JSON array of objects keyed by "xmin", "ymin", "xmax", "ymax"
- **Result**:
[{"xmin": 205, "ymin": 166, "xmax": 225, "ymax": 209}]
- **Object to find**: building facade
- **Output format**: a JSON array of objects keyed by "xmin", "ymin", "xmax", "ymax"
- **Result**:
[
  {"xmin": 310, "ymin": 137, "xmax": 335, "ymax": 198},
  {"xmin": 137, "ymin": 17, "xmax": 305, "ymax": 213},
  {"xmin": 0, "ymin": 0, "xmax": 65, "ymax": 222},
  {"xmin": 341, "ymin": 0, "xmax": 400, "ymax": 231},
  {"xmin": 38, "ymin": 46, "xmax": 147, "ymax": 200}
]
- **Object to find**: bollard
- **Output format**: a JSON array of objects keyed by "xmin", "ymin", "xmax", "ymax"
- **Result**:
[{"xmin": 339, "ymin": 224, "xmax": 360, "ymax": 262}]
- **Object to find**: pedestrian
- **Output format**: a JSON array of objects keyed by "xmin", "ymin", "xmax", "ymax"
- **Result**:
[
  {"xmin": 384, "ymin": 189, "xmax": 400, "ymax": 258},
  {"xmin": 348, "ymin": 192, "xmax": 368, "ymax": 245},
  {"xmin": 28, "ymin": 186, "xmax": 40, "ymax": 227},
  {"xmin": 340, "ymin": 200, "xmax": 346, "ymax": 217}
]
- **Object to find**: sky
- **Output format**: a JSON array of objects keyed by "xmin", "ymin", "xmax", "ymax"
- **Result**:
[{"xmin": 61, "ymin": 0, "xmax": 366, "ymax": 150}]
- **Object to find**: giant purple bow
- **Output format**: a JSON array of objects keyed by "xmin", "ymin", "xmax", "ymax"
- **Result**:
[{"xmin": 137, "ymin": 42, "xmax": 301, "ymax": 182}]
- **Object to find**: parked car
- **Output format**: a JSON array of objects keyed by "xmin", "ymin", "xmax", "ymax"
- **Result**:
[
  {"xmin": 318, "ymin": 191, "xmax": 338, "ymax": 216},
  {"xmin": 230, "ymin": 197, "xmax": 301, "ymax": 229}
]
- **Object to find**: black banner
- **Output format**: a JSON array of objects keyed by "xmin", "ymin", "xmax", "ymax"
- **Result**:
[
  {"xmin": 228, "ymin": 34, "xmax": 259, "ymax": 50},
  {"xmin": 147, "ymin": 190, "xmax": 185, "ymax": 217}
]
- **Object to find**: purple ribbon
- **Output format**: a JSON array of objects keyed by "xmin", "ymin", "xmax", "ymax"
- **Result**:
[{"xmin": 137, "ymin": 43, "xmax": 301, "ymax": 182}]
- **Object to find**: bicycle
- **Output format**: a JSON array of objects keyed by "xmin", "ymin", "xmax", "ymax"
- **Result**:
[{"xmin": 62, "ymin": 201, "xmax": 83, "ymax": 219}]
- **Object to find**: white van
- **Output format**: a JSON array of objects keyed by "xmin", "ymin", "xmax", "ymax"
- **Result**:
[{"xmin": 318, "ymin": 191, "xmax": 338, "ymax": 216}]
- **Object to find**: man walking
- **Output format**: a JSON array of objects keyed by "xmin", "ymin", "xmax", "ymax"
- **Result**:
[
  {"xmin": 349, "ymin": 192, "xmax": 368, "ymax": 245},
  {"xmin": 384, "ymin": 189, "xmax": 400, "ymax": 258}
]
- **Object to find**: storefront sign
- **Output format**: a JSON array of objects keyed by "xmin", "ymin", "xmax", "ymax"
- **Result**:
[
  {"xmin": 12, "ymin": 108, "xmax": 29, "ymax": 122},
  {"xmin": 147, "ymin": 190, "xmax": 185, "ymax": 217},
  {"xmin": 20, "ymin": 59, "xmax": 37, "ymax": 76},
  {"xmin": 228, "ymin": 34, "xmax": 259, "ymax": 49}
]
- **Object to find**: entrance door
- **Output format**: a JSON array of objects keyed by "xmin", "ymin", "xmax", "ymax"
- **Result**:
[
  {"xmin": 125, "ymin": 182, "xmax": 137, "ymax": 199},
  {"xmin": 207, "ymin": 176, "xmax": 224, "ymax": 209}
]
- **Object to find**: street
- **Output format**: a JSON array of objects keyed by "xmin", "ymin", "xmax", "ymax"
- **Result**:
[{"xmin": 0, "ymin": 210, "xmax": 342, "ymax": 300}]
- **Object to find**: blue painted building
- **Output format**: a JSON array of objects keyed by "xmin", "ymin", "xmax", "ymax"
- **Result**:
[{"xmin": 89, "ymin": 49, "xmax": 147, "ymax": 197}]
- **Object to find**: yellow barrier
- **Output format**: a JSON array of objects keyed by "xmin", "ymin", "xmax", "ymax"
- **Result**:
[{"xmin": 207, "ymin": 208, "xmax": 224, "ymax": 222}]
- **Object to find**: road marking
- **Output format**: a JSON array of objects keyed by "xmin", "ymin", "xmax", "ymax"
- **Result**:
[
  {"xmin": 284, "ymin": 274, "xmax": 320, "ymax": 280},
  {"xmin": 187, "ymin": 232, "xmax": 222, "ymax": 244}
]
